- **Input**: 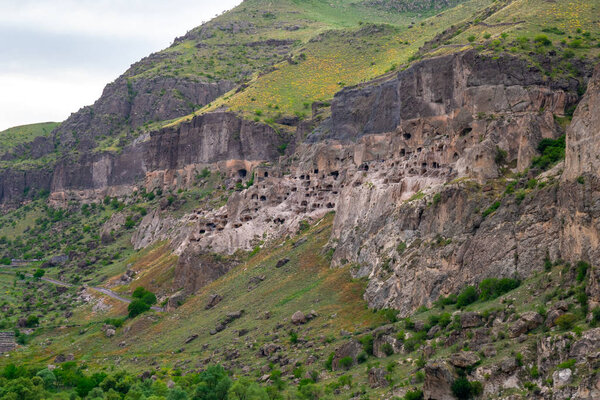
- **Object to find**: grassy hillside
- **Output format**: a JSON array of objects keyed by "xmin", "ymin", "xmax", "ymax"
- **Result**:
[{"xmin": 0, "ymin": 122, "xmax": 58, "ymax": 152}]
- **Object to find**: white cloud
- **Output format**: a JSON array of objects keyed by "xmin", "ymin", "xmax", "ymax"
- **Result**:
[{"xmin": 0, "ymin": 0, "xmax": 242, "ymax": 131}]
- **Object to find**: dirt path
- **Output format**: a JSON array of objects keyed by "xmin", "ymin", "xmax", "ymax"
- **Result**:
[{"xmin": 9, "ymin": 270, "xmax": 164, "ymax": 312}]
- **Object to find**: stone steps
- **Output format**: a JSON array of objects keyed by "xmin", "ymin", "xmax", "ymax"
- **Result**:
[{"xmin": 0, "ymin": 331, "xmax": 16, "ymax": 353}]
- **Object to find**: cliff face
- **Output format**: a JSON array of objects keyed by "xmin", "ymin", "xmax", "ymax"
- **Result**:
[
  {"xmin": 53, "ymin": 76, "xmax": 234, "ymax": 150},
  {"xmin": 2, "ymin": 46, "xmax": 598, "ymax": 316},
  {"xmin": 48, "ymin": 112, "xmax": 285, "ymax": 204},
  {"xmin": 127, "ymin": 50, "xmax": 590, "ymax": 298}
]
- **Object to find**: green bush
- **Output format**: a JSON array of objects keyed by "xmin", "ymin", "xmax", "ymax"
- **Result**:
[
  {"xmin": 359, "ymin": 334, "xmax": 374, "ymax": 355},
  {"xmin": 33, "ymin": 268, "xmax": 45, "ymax": 278},
  {"xmin": 381, "ymin": 342, "xmax": 394, "ymax": 356},
  {"xmin": 482, "ymin": 201, "xmax": 501, "ymax": 218},
  {"xmin": 531, "ymin": 135, "xmax": 565, "ymax": 170},
  {"xmin": 128, "ymin": 299, "xmax": 151, "ymax": 318},
  {"xmin": 338, "ymin": 356, "xmax": 353, "ymax": 370},
  {"xmin": 0, "ymin": 257, "xmax": 11, "ymax": 265},
  {"xmin": 435, "ymin": 294, "xmax": 457, "ymax": 306},
  {"xmin": 534, "ymin": 35, "xmax": 552, "ymax": 46},
  {"xmin": 25, "ymin": 314, "xmax": 39, "ymax": 327},
  {"xmin": 451, "ymin": 377, "xmax": 482, "ymax": 399},
  {"xmin": 576, "ymin": 261, "xmax": 590, "ymax": 283},
  {"xmin": 556, "ymin": 313, "xmax": 577, "ymax": 330},
  {"xmin": 478, "ymin": 278, "xmax": 520, "ymax": 301},
  {"xmin": 457, "ymin": 286, "xmax": 479, "ymax": 308},
  {"xmin": 591, "ymin": 307, "xmax": 600, "ymax": 326},
  {"xmin": 325, "ymin": 352, "xmax": 335, "ymax": 371},
  {"xmin": 404, "ymin": 389, "xmax": 424, "ymax": 400},
  {"xmin": 132, "ymin": 287, "xmax": 156, "ymax": 305}
]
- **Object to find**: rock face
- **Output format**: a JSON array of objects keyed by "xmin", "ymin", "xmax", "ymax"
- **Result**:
[
  {"xmin": 423, "ymin": 361, "xmax": 456, "ymax": 400},
  {"xmin": 331, "ymin": 340, "xmax": 363, "ymax": 371},
  {"xmin": 49, "ymin": 111, "xmax": 285, "ymax": 205},
  {"xmin": 53, "ymin": 76, "xmax": 234, "ymax": 150}
]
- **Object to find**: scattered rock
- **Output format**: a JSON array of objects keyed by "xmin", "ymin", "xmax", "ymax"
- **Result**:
[
  {"xmin": 291, "ymin": 311, "xmax": 307, "ymax": 325},
  {"xmin": 205, "ymin": 294, "xmax": 223, "ymax": 310},
  {"xmin": 275, "ymin": 258, "xmax": 290, "ymax": 268},
  {"xmin": 449, "ymin": 351, "xmax": 480, "ymax": 368},
  {"xmin": 185, "ymin": 334, "xmax": 199, "ymax": 344},
  {"xmin": 553, "ymin": 368, "xmax": 573, "ymax": 389},
  {"xmin": 509, "ymin": 311, "xmax": 543, "ymax": 337},
  {"xmin": 368, "ymin": 368, "xmax": 389, "ymax": 388},
  {"xmin": 331, "ymin": 340, "xmax": 363, "ymax": 371},
  {"xmin": 460, "ymin": 312, "xmax": 483, "ymax": 328}
]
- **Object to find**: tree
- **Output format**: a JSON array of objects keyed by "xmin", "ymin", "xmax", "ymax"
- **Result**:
[
  {"xmin": 228, "ymin": 379, "xmax": 269, "ymax": 400},
  {"xmin": 128, "ymin": 300, "xmax": 150, "ymax": 318},
  {"xmin": 33, "ymin": 269, "xmax": 45, "ymax": 279}
]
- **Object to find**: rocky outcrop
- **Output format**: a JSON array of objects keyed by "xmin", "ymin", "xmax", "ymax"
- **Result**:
[
  {"xmin": 48, "ymin": 111, "xmax": 285, "ymax": 205},
  {"xmin": 131, "ymin": 51, "xmax": 590, "ymax": 298},
  {"xmin": 559, "ymin": 65, "xmax": 600, "ymax": 280},
  {"xmin": 53, "ymin": 77, "xmax": 234, "ymax": 149}
]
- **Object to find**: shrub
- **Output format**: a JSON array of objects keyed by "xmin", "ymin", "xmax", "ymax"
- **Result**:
[
  {"xmin": 132, "ymin": 287, "xmax": 156, "ymax": 305},
  {"xmin": 404, "ymin": 389, "xmax": 424, "ymax": 400},
  {"xmin": 531, "ymin": 135, "xmax": 565, "ymax": 170},
  {"xmin": 0, "ymin": 257, "xmax": 11, "ymax": 265},
  {"xmin": 289, "ymin": 331, "xmax": 298, "ymax": 344},
  {"xmin": 555, "ymin": 313, "xmax": 577, "ymax": 330},
  {"xmin": 359, "ymin": 335, "xmax": 374, "ymax": 355},
  {"xmin": 381, "ymin": 342, "xmax": 394, "ymax": 356},
  {"xmin": 397, "ymin": 241, "xmax": 407, "ymax": 254},
  {"xmin": 457, "ymin": 286, "xmax": 479, "ymax": 308},
  {"xmin": 25, "ymin": 315, "xmax": 39, "ymax": 327},
  {"xmin": 534, "ymin": 35, "xmax": 552, "ymax": 46},
  {"xmin": 338, "ymin": 356, "xmax": 353, "ymax": 370},
  {"xmin": 482, "ymin": 201, "xmax": 501, "ymax": 218},
  {"xmin": 478, "ymin": 278, "xmax": 520, "ymax": 301},
  {"xmin": 199, "ymin": 168, "xmax": 211, "ymax": 179},
  {"xmin": 357, "ymin": 352, "xmax": 368, "ymax": 363},
  {"xmin": 325, "ymin": 353, "xmax": 335, "ymax": 371},
  {"xmin": 467, "ymin": 35, "xmax": 476, "ymax": 43},
  {"xmin": 124, "ymin": 216, "xmax": 136, "ymax": 229},
  {"xmin": 141, "ymin": 292, "xmax": 157, "ymax": 306},
  {"xmin": 128, "ymin": 299, "xmax": 150, "ymax": 318},
  {"xmin": 557, "ymin": 358, "xmax": 576, "ymax": 369},
  {"xmin": 33, "ymin": 268, "xmax": 45, "ymax": 278},
  {"xmin": 576, "ymin": 261, "xmax": 590, "ymax": 283},
  {"xmin": 451, "ymin": 377, "xmax": 482, "ymax": 399},
  {"xmin": 435, "ymin": 294, "xmax": 457, "ymax": 306},
  {"xmin": 379, "ymin": 308, "xmax": 398, "ymax": 323},
  {"xmin": 591, "ymin": 307, "xmax": 600, "ymax": 326}
]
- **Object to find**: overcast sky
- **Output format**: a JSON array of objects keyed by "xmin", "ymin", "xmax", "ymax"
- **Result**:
[{"xmin": 0, "ymin": 0, "xmax": 243, "ymax": 131}]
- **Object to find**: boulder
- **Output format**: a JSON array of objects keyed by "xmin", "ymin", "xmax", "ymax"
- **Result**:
[
  {"xmin": 331, "ymin": 340, "xmax": 363, "ymax": 371},
  {"xmin": 259, "ymin": 343, "xmax": 281, "ymax": 357},
  {"xmin": 460, "ymin": 312, "xmax": 483, "ymax": 328},
  {"xmin": 553, "ymin": 368, "xmax": 573, "ymax": 389},
  {"xmin": 423, "ymin": 361, "xmax": 457, "ymax": 400},
  {"xmin": 291, "ymin": 311, "xmax": 307, "ymax": 325},
  {"xmin": 368, "ymin": 368, "xmax": 389, "ymax": 388},
  {"xmin": 449, "ymin": 351, "xmax": 480, "ymax": 368},
  {"xmin": 205, "ymin": 294, "xmax": 223, "ymax": 310},
  {"xmin": 373, "ymin": 335, "xmax": 399, "ymax": 358},
  {"xmin": 509, "ymin": 312, "xmax": 543, "ymax": 338},
  {"xmin": 185, "ymin": 334, "xmax": 199, "ymax": 344},
  {"xmin": 275, "ymin": 258, "xmax": 290, "ymax": 268}
]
